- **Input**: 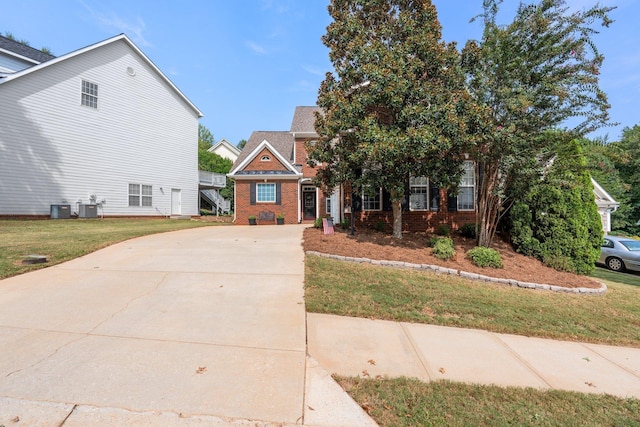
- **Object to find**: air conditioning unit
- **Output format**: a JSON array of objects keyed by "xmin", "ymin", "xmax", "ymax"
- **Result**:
[
  {"xmin": 78, "ymin": 204, "xmax": 97, "ymax": 218},
  {"xmin": 50, "ymin": 204, "xmax": 71, "ymax": 219}
]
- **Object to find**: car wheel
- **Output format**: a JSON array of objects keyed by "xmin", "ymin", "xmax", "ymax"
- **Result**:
[{"xmin": 607, "ymin": 257, "xmax": 625, "ymax": 272}]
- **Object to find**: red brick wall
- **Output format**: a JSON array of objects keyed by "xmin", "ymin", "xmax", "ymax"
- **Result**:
[
  {"xmin": 245, "ymin": 148, "xmax": 289, "ymax": 172},
  {"xmin": 342, "ymin": 184, "xmax": 476, "ymax": 232},
  {"xmin": 296, "ymin": 139, "xmax": 318, "ymax": 178},
  {"xmin": 235, "ymin": 179, "xmax": 299, "ymax": 225}
]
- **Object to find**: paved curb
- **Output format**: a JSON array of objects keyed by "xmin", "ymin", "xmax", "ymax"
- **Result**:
[{"xmin": 305, "ymin": 251, "xmax": 607, "ymax": 295}]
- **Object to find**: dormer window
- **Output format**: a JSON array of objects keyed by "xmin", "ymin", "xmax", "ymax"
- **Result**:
[
  {"xmin": 260, "ymin": 155, "xmax": 271, "ymax": 162},
  {"xmin": 81, "ymin": 80, "xmax": 98, "ymax": 109}
]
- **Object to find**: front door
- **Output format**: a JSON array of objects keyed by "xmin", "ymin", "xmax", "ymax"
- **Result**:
[
  {"xmin": 303, "ymin": 189, "xmax": 316, "ymax": 220},
  {"xmin": 171, "ymin": 189, "xmax": 181, "ymax": 215}
]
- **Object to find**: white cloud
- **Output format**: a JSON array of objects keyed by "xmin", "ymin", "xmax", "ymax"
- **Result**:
[
  {"xmin": 302, "ymin": 65, "xmax": 325, "ymax": 76},
  {"xmin": 245, "ymin": 40, "xmax": 268, "ymax": 55},
  {"xmin": 78, "ymin": 0, "xmax": 151, "ymax": 47},
  {"xmin": 259, "ymin": 0, "xmax": 292, "ymax": 14},
  {"xmin": 288, "ymin": 79, "xmax": 317, "ymax": 93}
]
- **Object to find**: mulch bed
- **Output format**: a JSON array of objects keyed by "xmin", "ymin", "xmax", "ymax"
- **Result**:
[{"xmin": 302, "ymin": 227, "xmax": 601, "ymax": 289}]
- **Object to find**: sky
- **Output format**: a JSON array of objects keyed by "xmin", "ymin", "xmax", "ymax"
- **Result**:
[{"xmin": 2, "ymin": 0, "xmax": 638, "ymax": 146}]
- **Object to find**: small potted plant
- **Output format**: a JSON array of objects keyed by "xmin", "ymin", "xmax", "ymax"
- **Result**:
[
  {"xmin": 276, "ymin": 213, "xmax": 285, "ymax": 225},
  {"xmin": 248, "ymin": 215, "xmax": 257, "ymax": 225}
]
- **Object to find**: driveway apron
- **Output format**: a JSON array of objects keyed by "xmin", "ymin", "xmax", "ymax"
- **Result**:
[{"xmin": 0, "ymin": 225, "xmax": 307, "ymax": 424}]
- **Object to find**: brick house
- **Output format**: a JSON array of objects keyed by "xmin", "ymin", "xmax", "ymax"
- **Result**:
[{"xmin": 229, "ymin": 106, "xmax": 478, "ymax": 231}]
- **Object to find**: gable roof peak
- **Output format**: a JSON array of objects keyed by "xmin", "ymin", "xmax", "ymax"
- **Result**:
[
  {"xmin": 290, "ymin": 106, "xmax": 322, "ymax": 136},
  {"xmin": 0, "ymin": 34, "xmax": 202, "ymax": 118}
]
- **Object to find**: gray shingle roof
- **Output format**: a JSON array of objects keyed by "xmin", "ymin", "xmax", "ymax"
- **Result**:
[
  {"xmin": 0, "ymin": 35, "xmax": 55, "ymax": 64},
  {"xmin": 290, "ymin": 106, "xmax": 322, "ymax": 134},
  {"xmin": 231, "ymin": 131, "xmax": 295, "ymax": 172}
]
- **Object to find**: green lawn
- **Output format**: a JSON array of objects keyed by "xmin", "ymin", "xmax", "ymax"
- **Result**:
[
  {"xmin": 0, "ymin": 218, "xmax": 224, "ymax": 279},
  {"xmin": 336, "ymin": 376, "xmax": 640, "ymax": 427},
  {"xmin": 591, "ymin": 266, "xmax": 640, "ymax": 287},
  {"xmin": 307, "ymin": 256, "xmax": 640, "ymax": 425},
  {"xmin": 305, "ymin": 255, "xmax": 640, "ymax": 347}
]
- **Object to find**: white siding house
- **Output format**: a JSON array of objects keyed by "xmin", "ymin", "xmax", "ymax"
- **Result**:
[
  {"xmin": 208, "ymin": 138, "xmax": 241, "ymax": 163},
  {"xmin": 0, "ymin": 34, "xmax": 203, "ymax": 217},
  {"xmin": 592, "ymin": 178, "xmax": 619, "ymax": 233}
]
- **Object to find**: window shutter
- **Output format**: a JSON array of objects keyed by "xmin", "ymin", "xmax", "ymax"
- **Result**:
[
  {"xmin": 447, "ymin": 192, "xmax": 458, "ymax": 212},
  {"xmin": 382, "ymin": 189, "xmax": 392, "ymax": 211},
  {"xmin": 402, "ymin": 179, "xmax": 410, "ymax": 211},
  {"xmin": 430, "ymin": 183, "xmax": 440, "ymax": 211},
  {"xmin": 352, "ymin": 192, "xmax": 362, "ymax": 212},
  {"xmin": 276, "ymin": 182, "xmax": 282, "ymax": 205},
  {"xmin": 250, "ymin": 182, "xmax": 256, "ymax": 205}
]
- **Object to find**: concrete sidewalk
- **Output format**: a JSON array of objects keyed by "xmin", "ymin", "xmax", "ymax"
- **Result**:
[
  {"xmin": 307, "ymin": 312, "xmax": 640, "ymax": 400},
  {"xmin": 0, "ymin": 224, "xmax": 373, "ymax": 427}
]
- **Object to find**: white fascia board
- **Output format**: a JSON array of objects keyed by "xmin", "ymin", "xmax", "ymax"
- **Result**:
[
  {"xmin": 229, "ymin": 139, "xmax": 301, "ymax": 176},
  {"xmin": 0, "ymin": 48, "xmax": 41, "ymax": 65},
  {"xmin": 230, "ymin": 174, "xmax": 301, "ymax": 180},
  {"xmin": 0, "ymin": 34, "xmax": 203, "ymax": 118},
  {"xmin": 210, "ymin": 139, "xmax": 241, "ymax": 155},
  {"xmin": 591, "ymin": 178, "xmax": 618, "ymax": 205}
]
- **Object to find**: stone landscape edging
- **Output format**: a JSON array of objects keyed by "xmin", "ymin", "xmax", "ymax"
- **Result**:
[{"xmin": 305, "ymin": 251, "xmax": 608, "ymax": 295}]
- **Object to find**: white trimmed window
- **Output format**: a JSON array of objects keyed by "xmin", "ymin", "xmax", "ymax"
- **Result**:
[
  {"xmin": 409, "ymin": 176, "xmax": 429, "ymax": 210},
  {"xmin": 362, "ymin": 187, "xmax": 382, "ymax": 211},
  {"xmin": 257, "ymin": 183, "xmax": 276, "ymax": 203},
  {"xmin": 81, "ymin": 80, "xmax": 98, "ymax": 109},
  {"xmin": 326, "ymin": 197, "xmax": 332, "ymax": 215},
  {"xmin": 457, "ymin": 161, "xmax": 476, "ymax": 211},
  {"xmin": 260, "ymin": 155, "xmax": 271, "ymax": 162},
  {"xmin": 129, "ymin": 184, "xmax": 152, "ymax": 207}
]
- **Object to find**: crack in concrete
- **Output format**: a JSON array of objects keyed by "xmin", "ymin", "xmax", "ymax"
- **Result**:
[
  {"xmin": 86, "ymin": 272, "xmax": 170, "ymax": 335},
  {"xmin": 58, "ymin": 404, "xmax": 77, "ymax": 426},
  {"xmin": 3, "ymin": 334, "xmax": 86, "ymax": 380}
]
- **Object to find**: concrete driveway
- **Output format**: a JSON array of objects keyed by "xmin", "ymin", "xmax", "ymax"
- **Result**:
[{"xmin": 0, "ymin": 224, "xmax": 333, "ymax": 426}]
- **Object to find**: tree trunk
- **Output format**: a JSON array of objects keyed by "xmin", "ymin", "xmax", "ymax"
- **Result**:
[
  {"xmin": 477, "ymin": 162, "xmax": 501, "ymax": 247},
  {"xmin": 390, "ymin": 189, "xmax": 403, "ymax": 239}
]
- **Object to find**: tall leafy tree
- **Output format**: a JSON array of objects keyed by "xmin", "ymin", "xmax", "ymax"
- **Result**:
[
  {"xmin": 197, "ymin": 124, "xmax": 234, "ymax": 207},
  {"xmin": 609, "ymin": 125, "xmax": 640, "ymax": 231},
  {"xmin": 584, "ymin": 137, "xmax": 637, "ymax": 234},
  {"xmin": 462, "ymin": 0, "xmax": 614, "ymax": 247},
  {"xmin": 311, "ymin": 0, "xmax": 472, "ymax": 239}
]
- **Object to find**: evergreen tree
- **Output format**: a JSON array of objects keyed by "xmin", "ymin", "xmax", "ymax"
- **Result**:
[
  {"xmin": 463, "ymin": 0, "xmax": 614, "ymax": 247},
  {"xmin": 510, "ymin": 135, "xmax": 603, "ymax": 274},
  {"xmin": 311, "ymin": 0, "xmax": 471, "ymax": 238}
]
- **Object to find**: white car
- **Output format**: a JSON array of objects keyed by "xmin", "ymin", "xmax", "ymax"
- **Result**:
[{"xmin": 599, "ymin": 236, "xmax": 640, "ymax": 272}]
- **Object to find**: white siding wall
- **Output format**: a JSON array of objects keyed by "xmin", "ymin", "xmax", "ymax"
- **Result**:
[
  {"xmin": 0, "ymin": 40, "xmax": 200, "ymax": 216},
  {"xmin": 212, "ymin": 144, "xmax": 239, "ymax": 162},
  {"xmin": 0, "ymin": 53, "xmax": 32, "ymax": 73}
]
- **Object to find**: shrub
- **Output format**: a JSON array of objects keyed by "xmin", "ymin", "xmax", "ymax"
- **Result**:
[
  {"xmin": 432, "ymin": 237, "xmax": 455, "ymax": 260},
  {"xmin": 340, "ymin": 219, "xmax": 351, "ymax": 229},
  {"xmin": 467, "ymin": 247, "xmax": 504, "ymax": 268},
  {"xmin": 509, "ymin": 138, "xmax": 602, "ymax": 275},
  {"xmin": 314, "ymin": 217, "xmax": 323, "ymax": 228},
  {"xmin": 543, "ymin": 254, "xmax": 576, "ymax": 273},
  {"xmin": 373, "ymin": 220, "xmax": 386, "ymax": 232},
  {"xmin": 435, "ymin": 224, "xmax": 451, "ymax": 236},
  {"xmin": 459, "ymin": 223, "xmax": 477, "ymax": 239}
]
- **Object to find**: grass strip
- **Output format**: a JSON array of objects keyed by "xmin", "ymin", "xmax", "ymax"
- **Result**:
[
  {"xmin": 305, "ymin": 255, "xmax": 640, "ymax": 347},
  {"xmin": 336, "ymin": 376, "xmax": 640, "ymax": 427},
  {"xmin": 0, "ymin": 218, "xmax": 223, "ymax": 279}
]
